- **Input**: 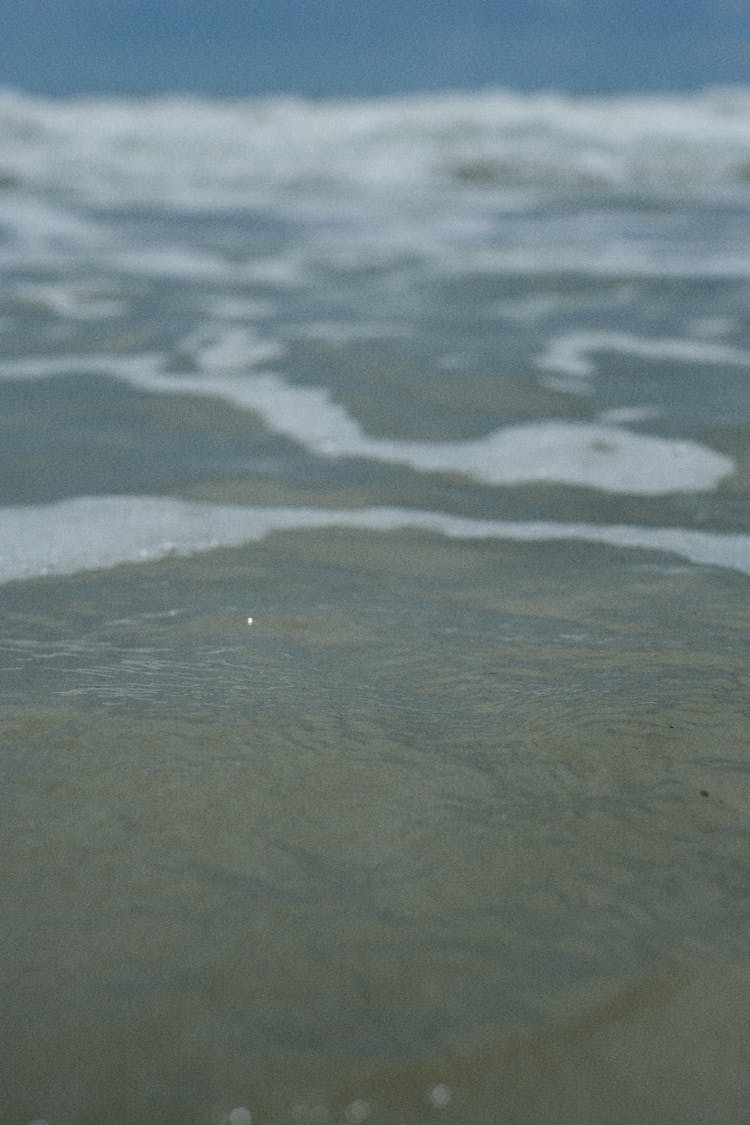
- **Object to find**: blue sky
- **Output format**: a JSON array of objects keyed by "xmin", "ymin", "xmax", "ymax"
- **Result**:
[{"xmin": 2, "ymin": 0, "xmax": 749, "ymax": 98}]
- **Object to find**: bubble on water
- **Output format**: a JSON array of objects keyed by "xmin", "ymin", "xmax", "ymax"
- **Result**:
[
  {"xmin": 428, "ymin": 1083, "xmax": 452, "ymax": 1109},
  {"xmin": 246, "ymin": 616, "xmax": 254, "ymax": 625},
  {"xmin": 228, "ymin": 1108, "xmax": 252, "ymax": 1125},
  {"xmin": 344, "ymin": 1099, "xmax": 371, "ymax": 1123}
]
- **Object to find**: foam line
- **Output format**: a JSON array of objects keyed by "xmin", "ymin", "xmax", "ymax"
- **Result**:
[
  {"xmin": 536, "ymin": 330, "xmax": 750, "ymax": 379},
  {"xmin": 128, "ymin": 371, "xmax": 734, "ymax": 495},
  {"xmin": 2, "ymin": 496, "xmax": 749, "ymax": 584},
  {"xmin": 0, "ymin": 357, "xmax": 735, "ymax": 495}
]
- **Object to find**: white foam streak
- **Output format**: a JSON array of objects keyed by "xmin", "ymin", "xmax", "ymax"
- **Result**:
[
  {"xmin": 179, "ymin": 327, "xmax": 286, "ymax": 371},
  {"xmin": 127, "ymin": 371, "xmax": 733, "ymax": 495},
  {"xmin": 538, "ymin": 330, "xmax": 750, "ymax": 379},
  {"xmin": 2, "ymin": 496, "xmax": 749, "ymax": 585},
  {"xmin": 0, "ymin": 355, "xmax": 734, "ymax": 495},
  {"xmin": 13, "ymin": 281, "xmax": 127, "ymax": 320}
]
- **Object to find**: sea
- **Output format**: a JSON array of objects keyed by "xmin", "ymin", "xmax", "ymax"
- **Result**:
[{"xmin": 1, "ymin": 85, "xmax": 750, "ymax": 1125}]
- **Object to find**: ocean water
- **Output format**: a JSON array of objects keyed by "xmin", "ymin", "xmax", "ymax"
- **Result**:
[{"xmin": 1, "ymin": 86, "xmax": 750, "ymax": 1124}]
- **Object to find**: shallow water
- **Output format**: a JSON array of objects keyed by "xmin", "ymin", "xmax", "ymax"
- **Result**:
[
  {"xmin": 3, "ymin": 529, "xmax": 750, "ymax": 1124},
  {"xmin": 2, "ymin": 86, "xmax": 750, "ymax": 1123}
]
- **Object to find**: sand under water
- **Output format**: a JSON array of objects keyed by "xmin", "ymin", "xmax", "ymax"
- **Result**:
[{"xmin": 3, "ymin": 524, "xmax": 750, "ymax": 1124}]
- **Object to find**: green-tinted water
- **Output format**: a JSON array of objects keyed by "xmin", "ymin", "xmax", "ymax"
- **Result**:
[{"xmin": 2, "ymin": 527, "xmax": 749, "ymax": 1124}]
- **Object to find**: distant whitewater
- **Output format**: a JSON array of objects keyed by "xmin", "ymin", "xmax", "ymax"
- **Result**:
[{"xmin": 3, "ymin": 84, "xmax": 750, "ymax": 206}]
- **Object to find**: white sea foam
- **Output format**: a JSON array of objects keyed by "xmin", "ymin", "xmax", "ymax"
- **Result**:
[
  {"xmin": 112, "ymin": 246, "xmax": 234, "ymax": 280},
  {"xmin": 537, "ymin": 330, "xmax": 750, "ymax": 381},
  {"xmin": 0, "ymin": 351, "xmax": 734, "ymax": 494},
  {"xmin": 0, "ymin": 353, "xmax": 165, "ymax": 383},
  {"xmin": 3, "ymin": 86, "xmax": 750, "ymax": 211},
  {"xmin": 179, "ymin": 326, "xmax": 286, "ymax": 371},
  {"xmin": 121, "ymin": 370, "xmax": 736, "ymax": 495},
  {"xmin": 2, "ymin": 496, "xmax": 749, "ymax": 585},
  {"xmin": 2, "ymin": 86, "xmax": 750, "ymax": 297},
  {"xmin": 0, "ymin": 194, "xmax": 105, "ymax": 248},
  {"xmin": 13, "ymin": 281, "xmax": 127, "ymax": 319},
  {"xmin": 4, "ymin": 86, "xmax": 750, "ymax": 295}
]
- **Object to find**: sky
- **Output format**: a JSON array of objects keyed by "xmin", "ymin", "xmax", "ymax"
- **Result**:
[{"xmin": 1, "ymin": 0, "xmax": 749, "ymax": 99}]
